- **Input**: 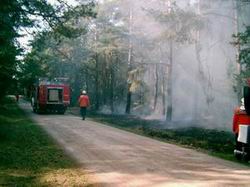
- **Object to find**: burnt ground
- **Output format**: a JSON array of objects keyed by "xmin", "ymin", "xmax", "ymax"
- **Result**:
[{"xmin": 68, "ymin": 107, "xmax": 235, "ymax": 158}]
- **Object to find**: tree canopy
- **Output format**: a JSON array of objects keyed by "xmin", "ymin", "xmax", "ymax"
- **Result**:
[
  {"xmin": 3, "ymin": 0, "xmax": 249, "ymax": 126},
  {"xmin": 0, "ymin": 0, "xmax": 95, "ymax": 100}
]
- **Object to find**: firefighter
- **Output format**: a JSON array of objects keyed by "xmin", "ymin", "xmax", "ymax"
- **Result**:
[{"xmin": 78, "ymin": 90, "xmax": 90, "ymax": 120}]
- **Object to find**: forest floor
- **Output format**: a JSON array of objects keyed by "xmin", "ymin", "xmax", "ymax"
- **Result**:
[
  {"xmin": 16, "ymin": 102, "xmax": 250, "ymax": 187},
  {"xmin": 0, "ymin": 97, "xmax": 91, "ymax": 186}
]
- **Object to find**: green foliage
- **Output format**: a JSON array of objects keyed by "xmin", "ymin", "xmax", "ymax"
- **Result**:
[
  {"xmin": 147, "ymin": 2, "xmax": 203, "ymax": 43},
  {"xmin": 20, "ymin": 0, "xmax": 130, "ymax": 108},
  {"xmin": 239, "ymin": 26, "xmax": 250, "ymax": 70},
  {"xmin": 0, "ymin": 98, "xmax": 88, "ymax": 185},
  {"xmin": 0, "ymin": 1, "xmax": 22, "ymax": 99},
  {"xmin": 233, "ymin": 26, "xmax": 250, "ymax": 89},
  {"xmin": 0, "ymin": 0, "xmax": 95, "ymax": 101}
]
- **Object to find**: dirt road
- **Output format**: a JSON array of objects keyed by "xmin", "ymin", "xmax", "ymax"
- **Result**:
[{"xmin": 20, "ymin": 101, "xmax": 250, "ymax": 187}]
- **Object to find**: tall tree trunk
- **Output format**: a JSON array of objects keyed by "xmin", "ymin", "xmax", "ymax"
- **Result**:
[
  {"xmin": 94, "ymin": 28, "xmax": 100, "ymax": 110},
  {"xmin": 195, "ymin": 0, "xmax": 214, "ymax": 108},
  {"xmin": 74, "ymin": 65, "xmax": 81, "ymax": 105},
  {"xmin": 234, "ymin": 0, "xmax": 241, "ymax": 74},
  {"xmin": 162, "ymin": 65, "xmax": 166, "ymax": 115},
  {"xmin": 153, "ymin": 64, "xmax": 159, "ymax": 111},
  {"xmin": 110, "ymin": 53, "xmax": 115, "ymax": 113},
  {"xmin": 103, "ymin": 54, "xmax": 108, "ymax": 105},
  {"xmin": 159, "ymin": 45, "xmax": 167, "ymax": 115},
  {"xmin": 125, "ymin": 89, "xmax": 132, "ymax": 114},
  {"xmin": 165, "ymin": 0, "xmax": 173, "ymax": 121},
  {"xmin": 84, "ymin": 68, "xmax": 89, "ymax": 94},
  {"xmin": 193, "ymin": 0, "xmax": 201, "ymax": 121},
  {"xmin": 104, "ymin": 53, "xmax": 111, "ymax": 108},
  {"xmin": 125, "ymin": 8, "xmax": 133, "ymax": 114},
  {"xmin": 166, "ymin": 38, "xmax": 173, "ymax": 122},
  {"xmin": 95, "ymin": 53, "xmax": 100, "ymax": 110},
  {"xmin": 234, "ymin": 0, "xmax": 242, "ymax": 102}
]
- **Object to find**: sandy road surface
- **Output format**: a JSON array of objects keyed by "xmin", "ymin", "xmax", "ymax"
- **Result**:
[{"xmin": 19, "ymin": 101, "xmax": 250, "ymax": 187}]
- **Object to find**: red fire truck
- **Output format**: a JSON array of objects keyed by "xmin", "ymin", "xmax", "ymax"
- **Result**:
[
  {"xmin": 31, "ymin": 78, "xmax": 70, "ymax": 114},
  {"xmin": 233, "ymin": 79, "xmax": 250, "ymax": 161}
]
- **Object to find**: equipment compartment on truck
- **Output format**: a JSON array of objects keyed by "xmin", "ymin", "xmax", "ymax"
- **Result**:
[
  {"xmin": 47, "ymin": 88, "xmax": 63, "ymax": 102},
  {"xmin": 233, "ymin": 84, "xmax": 250, "ymax": 162},
  {"xmin": 31, "ymin": 78, "xmax": 70, "ymax": 114}
]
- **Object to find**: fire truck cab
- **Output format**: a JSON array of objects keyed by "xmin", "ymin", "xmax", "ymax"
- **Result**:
[
  {"xmin": 31, "ymin": 78, "xmax": 70, "ymax": 114},
  {"xmin": 233, "ymin": 80, "xmax": 250, "ymax": 161}
]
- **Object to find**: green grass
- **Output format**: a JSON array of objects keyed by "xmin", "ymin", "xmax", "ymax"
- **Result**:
[
  {"xmin": 88, "ymin": 113, "xmax": 246, "ymax": 164},
  {"xmin": 0, "ymin": 97, "xmax": 90, "ymax": 186}
]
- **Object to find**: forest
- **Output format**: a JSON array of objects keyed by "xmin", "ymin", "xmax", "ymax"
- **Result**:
[{"xmin": 1, "ymin": 0, "xmax": 250, "ymax": 129}]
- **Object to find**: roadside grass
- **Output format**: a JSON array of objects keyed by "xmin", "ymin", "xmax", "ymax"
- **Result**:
[
  {"xmin": 87, "ymin": 113, "xmax": 247, "ymax": 165},
  {"xmin": 0, "ymin": 97, "xmax": 91, "ymax": 186}
]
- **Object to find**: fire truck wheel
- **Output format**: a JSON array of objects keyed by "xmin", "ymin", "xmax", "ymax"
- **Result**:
[
  {"xmin": 36, "ymin": 108, "xmax": 42, "ymax": 114},
  {"xmin": 242, "ymin": 154, "xmax": 249, "ymax": 162},
  {"xmin": 234, "ymin": 140, "xmax": 249, "ymax": 162},
  {"xmin": 235, "ymin": 139, "xmax": 243, "ymax": 161},
  {"xmin": 235, "ymin": 151, "xmax": 242, "ymax": 161},
  {"xmin": 32, "ymin": 106, "xmax": 37, "ymax": 113},
  {"xmin": 58, "ymin": 109, "xmax": 65, "ymax": 114}
]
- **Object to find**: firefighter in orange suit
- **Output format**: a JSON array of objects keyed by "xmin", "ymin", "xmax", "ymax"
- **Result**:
[{"xmin": 78, "ymin": 90, "xmax": 90, "ymax": 120}]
